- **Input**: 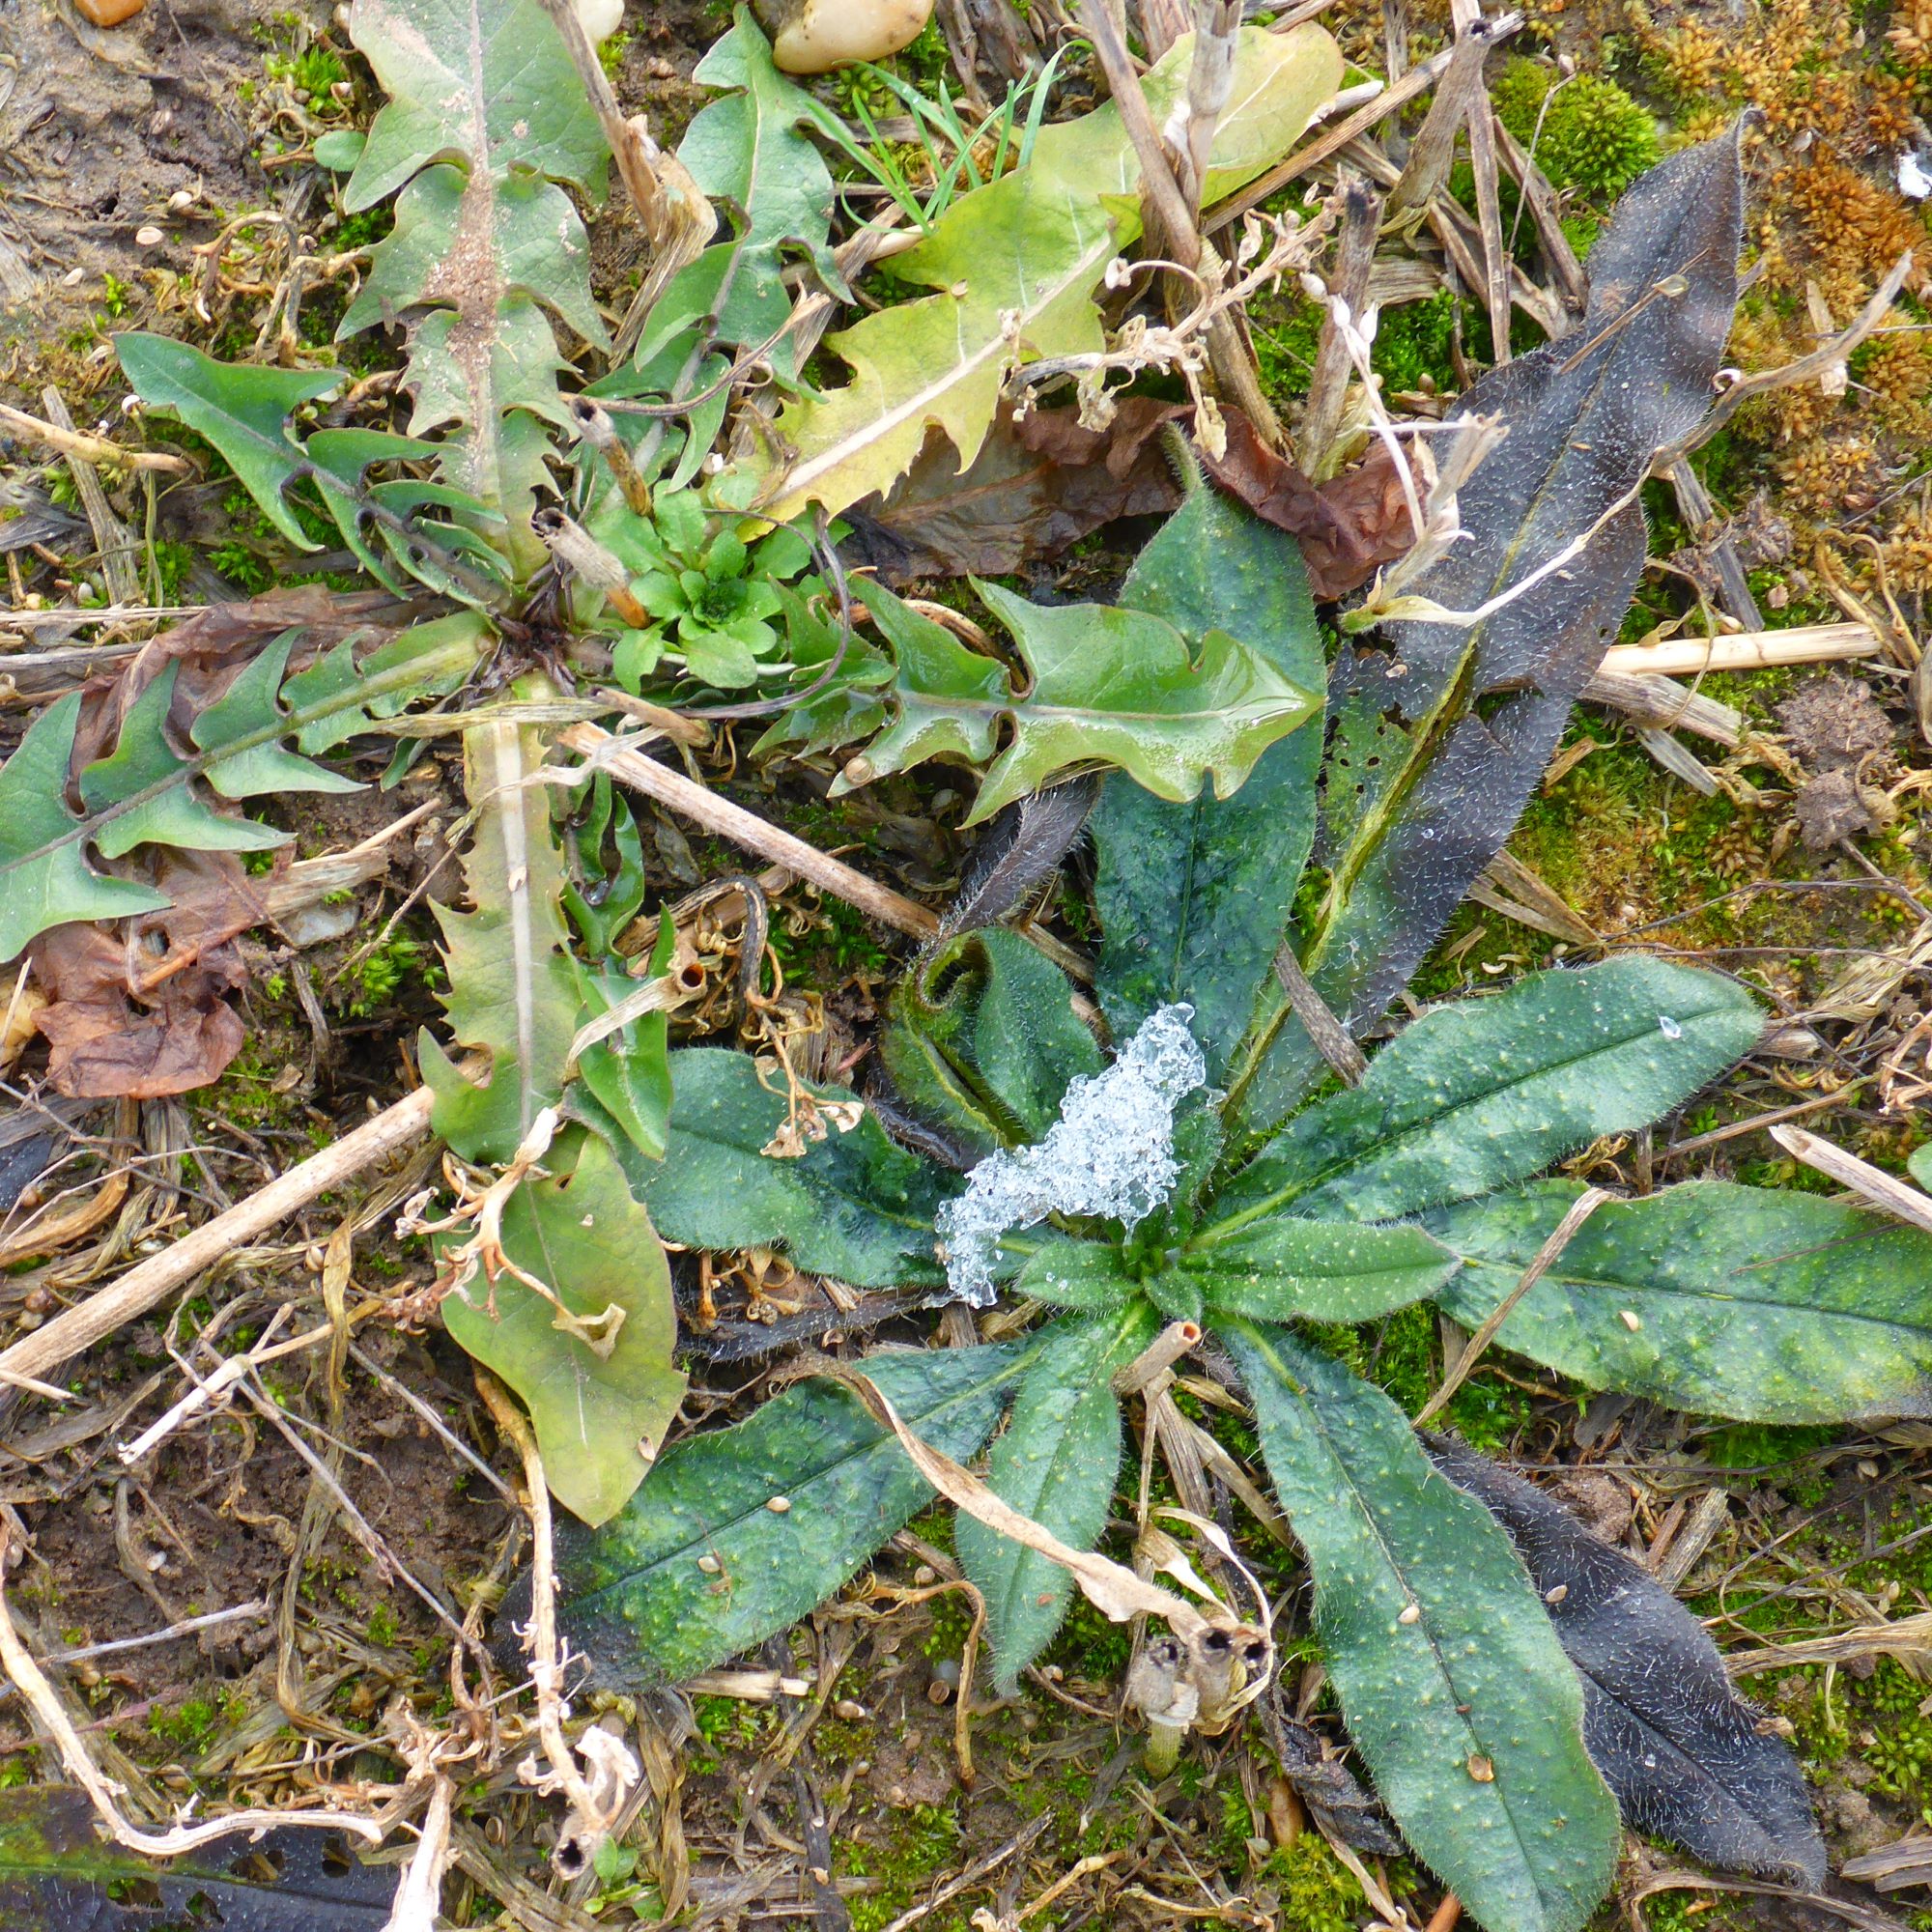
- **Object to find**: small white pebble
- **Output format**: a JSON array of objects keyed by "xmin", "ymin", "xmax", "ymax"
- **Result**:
[
  {"xmin": 135, "ymin": 225, "xmax": 163, "ymax": 247},
  {"xmin": 766, "ymin": 1495, "xmax": 791, "ymax": 1514},
  {"xmin": 1620, "ymin": 1310, "xmax": 1642, "ymax": 1332}
]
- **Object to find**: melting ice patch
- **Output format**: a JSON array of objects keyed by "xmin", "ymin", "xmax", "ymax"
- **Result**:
[{"xmin": 934, "ymin": 1004, "xmax": 1208, "ymax": 1306}]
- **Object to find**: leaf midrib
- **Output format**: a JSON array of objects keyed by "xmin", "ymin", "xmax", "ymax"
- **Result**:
[
  {"xmin": 1209, "ymin": 992, "xmax": 1746, "ymax": 1237},
  {"xmin": 0, "ymin": 639, "xmax": 475, "ymax": 885},
  {"xmin": 571, "ymin": 1355, "xmax": 1027, "ymax": 1612},
  {"xmin": 1232, "ymin": 1321, "xmax": 1591, "ymax": 1925}
]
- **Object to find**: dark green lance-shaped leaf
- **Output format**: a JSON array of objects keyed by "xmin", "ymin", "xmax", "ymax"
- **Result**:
[
  {"xmin": 0, "ymin": 1785, "xmax": 393, "ymax": 1930},
  {"xmin": 1430, "ymin": 1179, "xmax": 1932, "ymax": 1422},
  {"xmin": 1430, "ymin": 1440, "xmax": 1827, "ymax": 1887},
  {"xmin": 1208, "ymin": 957, "xmax": 1761, "ymax": 1236},
  {"xmin": 0, "ymin": 617, "xmax": 486, "ymax": 963},
  {"xmin": 543, "ymin": 1341, "xmax": 1022, "ymax": 1686},
  {"xmin": 0, "ymin": 696, "xmax": 164, "ymax": 958},
  {"xmin": 116, "ymin": 332, "xmax": 339, "ymax": 550},
  {"xmin": 421, "ymin": 710, "xmax": 582, "ymax": 1164},
  {"xmin": 959, "ymin": 1304, "xmax": 1152, "ymax": 1691},
  {"xmin": 1226, "ymin": 127, "xmax": 1747, "ymax": 1133},
  {"xmin": 880, "ymin": 926, "xmax": 1100, "ymax": 1159},
  {"xmin": 1175, "ymin": 1217, "xmax": 1458, "ymax": 1323},
  {"xmin": 642, "ymin": 1048, "xmax": 953, "ymax": 1288},
  {"xmin": 1010, "ymin": 1238, "xmax": 1140, "ymax": 1312},
  {"xmin": 1219, "ymin": 1321, "xmax": 1620, "ymax": 1932},
  {"xmin": 443, "ymin": 1131, "xmax": 684, "ymax": 1526},
  {"xmin": 1093, "ymin": 485, "xmax": 1325, "ymax": 1082}
]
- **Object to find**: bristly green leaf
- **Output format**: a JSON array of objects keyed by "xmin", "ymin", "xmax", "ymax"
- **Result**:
[
  {"xmin": 1221, "ymin": 1320, "xmax": 1620, "ymax": 1932},
  {"xmin": 838, "ymin": 579, "xmax": 1318, "ymax": 828},
  {"xmin": 756, "ymin": 24, "xmax": 1343, "ymax": 524},
  {"xmin": 115, "ymin": 333, "xmax": 339, "ymax": 550},
  {"xmin": 0, "ymin": 618, "xmax": 486, "ymax": 964},
  {"xmin": 958, "ymin": 1305, "xmax": 1152, "ymax": 1691},
  {"xmin": 421, "ymin": 710, "xmax": 582, "ymax": 1164},
  {"xmin": 1431, "ymin": 1178, "xmax": 1932, "ymax": 1422},
  {"xmin": 1010, "ymin": 1238, "xmax": 1139, "ymax": 1312},
  {"xmin": 880, "ymin": 926, "xmax": 1101, "ymax": 1160},
  {"xmin": 1093, "ymin": 486, "xmax": 1326, "ymax": 1082},
  {"xmin": 1175, "ymin": 1218, "xmax": 1459, "ymax": 1323},
  {"xmin": 1208, "ymin": 957, "xmax": 1762, "ymax": 1234},
  {"xmin": 442, "ymin": 1131, "xmax": 684, "ymax": 1525},
  {"xmin": 641, "ymin": 1049, "xmax": 954, "ymax": 1288},
  {"xmin": 546, "ymin": 1342, "xmax": 1024, "ymax": 1687}
]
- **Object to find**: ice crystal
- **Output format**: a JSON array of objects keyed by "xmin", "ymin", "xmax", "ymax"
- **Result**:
[{"xmin": 934, "ymin": 1004, "xmax": 1208, "ymax": 1306}]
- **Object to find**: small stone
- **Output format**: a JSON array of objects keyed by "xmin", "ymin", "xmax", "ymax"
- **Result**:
[
  {"xmin": 1619, "ymin": 1310, "xmax": 1642, "ymax": 1331},
  {"xmin": 696, "ymin": 1554, "xmax": 721, "ymax": 1575},
  {"xmin": 766, "ymin": 1495, "xmax": 791, "ymax": 1514},
  {"xmin": 1397, "ymin": 1604, "xmax": 1421, "ymax": 1625},
  {"xmin": 135, "ymin": 225, "xmax": 163, "ymax": 247},
  {"xmin": 833, "ymin": 1698, "xmax": 867, "ymax": 1722},
  {"xmin": 1545, "ymin": 1584, "xmax": 1569, "ymax": 1605}
]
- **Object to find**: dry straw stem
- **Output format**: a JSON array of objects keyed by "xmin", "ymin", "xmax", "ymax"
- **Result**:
[
  {"xmin": 0, "ymin": 1060, "xmax": 484, "ymax": 1389},
  {"xmin": 0, "ymin": 401, "xmax": 188, "ymax": 474},
  {"xmin": 1205, "ymin": 20, "xmax": 1521, "ymax": 235},
  {"xmin": 0, "ymin": 1522, "xmax": 384, "ymax": 1853},
  {"xmin": 475, "ymin": 1370, "xmax": 623, "ymax": 1875},
  {"xmin": 1656, "ymin": 251, "xmax": 1916, "ymax": 469},
  {"xmin": 1582, "ymin": 669, "xmax": 1742, "ymax": 747},
  {"xmin": 834, "ymin": 1363, "xmax": 1257, "ymax": 1649},
  {"xmin": 1600, "ymin": 624, "xmax": 1881, "ymax": 677},
  {"xmin": 1770, "ymin": 1125, "xmax": 1932, "ymax": 1237},
  {"xmin": 560, "ymin": 723, "xmax": 942, "ymax": 939},
  {"xmin": 1415, "ymin": 1186, "xmax": 1611, "ymax": 1424}
]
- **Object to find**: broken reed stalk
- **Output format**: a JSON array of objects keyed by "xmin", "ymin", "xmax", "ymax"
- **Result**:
[
  {"xmin": 1077, "ymin": 0, "xmax": 1287, "ymax": 446},
  {"xmin": 1414, "ymin": 1186, "xmax": 1610, "ymax": 1424},
  {"xmin": 1770, "ymin": 1125, "xmax": 1932, "ymax": 1237},
  {"xmin": 1599, "ymin": 624, "xmax": 1880, "ymax": 677},
  {"xmin": 1582, "ymin": 668, "xmax": 1742, "ymax": 747},
  {"xmin": 0, "ymin": 1071, "xmax": 461, "ymax": 1388},
  {"xmin": 560, "ymin": 723, "xmax": 941, "ymax": 939},
  {"xmin": 1296, "ymin": 173, "xmax": 1380, "ymax": 473},
  {"xmin": 1450, "ymin": 0, "xmax": 1513, "ymax": 365},
  {"xmin": 0, "ymin": 401, "xmax": 188, "ymax": 474},
  {"xmin": 0, "ymin": 1521, "xmax": 384, "ymax": 1852},
  {"xmin": 1270, "ymin": 943, "xmax": 1368, "ymax": 1087}
]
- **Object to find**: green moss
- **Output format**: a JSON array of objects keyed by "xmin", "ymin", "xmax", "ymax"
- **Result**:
[
  {"xmin": 1371, "ymin": 290, "xmax": 1460, "ymax": 396},
  {"xmin": 1258, "ymin": 1834, "xmax": 1371, "ymax": 1932},
  {"xmin": 1492, "ymin": 59, "xmax": 1661, "ymax": 203}
]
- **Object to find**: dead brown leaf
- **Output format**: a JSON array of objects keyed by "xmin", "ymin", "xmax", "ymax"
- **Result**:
[
  {"xmin": 28, "ymin": 850, "xmax": 271, "ymax": 1098},
  {"xmin": 843, "ymin": 401, "xmax": 1185, "ymax": 582},
  {"xmin": 69, "ymin": 585, "xmax": 406, "ymax": 771},
  {"xmin": 1199, "ymin": 409, "xmax": 1416, "ymax": 599}
]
